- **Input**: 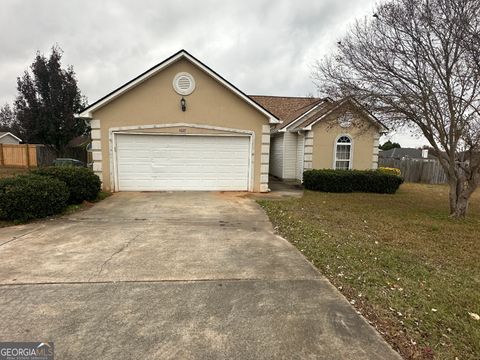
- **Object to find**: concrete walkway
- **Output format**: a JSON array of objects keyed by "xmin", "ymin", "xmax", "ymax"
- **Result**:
[{"xmin": 0, "ymin": 192, "xmax": 401, "ymax": 359}]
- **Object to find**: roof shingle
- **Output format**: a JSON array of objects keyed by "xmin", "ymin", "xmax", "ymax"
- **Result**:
[
  {"xmin": 250, "ymin": 95, "xmax": 326, "ymax": 129},
  {"xmin": 250, "ymin": 95, "xmax": 387, "ymax": 132}
]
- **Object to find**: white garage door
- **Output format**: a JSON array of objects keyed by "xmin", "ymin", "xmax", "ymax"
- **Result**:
[{"xmin": 115, "ymin": 134, "xmax": 250, "ymax": 191}]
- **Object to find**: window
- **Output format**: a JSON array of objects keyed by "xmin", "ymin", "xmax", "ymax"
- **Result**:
[{"xmin": 335, "ymin": 135, "xmax": 352, "ymax": 170}]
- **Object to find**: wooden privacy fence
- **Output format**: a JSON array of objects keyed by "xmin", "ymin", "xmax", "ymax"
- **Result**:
[
  {"xmin": 379, "ymin": 158, "xmax": 448, "ymax": 184},
  {"xmin": 36, "ymin": 146, "xmax": 57, "ymax": 167},
  {"xmin": 0, "ymin": 144, "xmax": 38, "ymax": 168},
  {"xmin": 0, "ymin": 144, "xmax": 87, "ymax": 168}
]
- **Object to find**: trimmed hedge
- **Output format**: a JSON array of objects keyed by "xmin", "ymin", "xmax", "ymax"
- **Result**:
[
  {"xmin": 33, "ymin": 167, "xmax": 101, "ymax": 204},
  {"xmin": 0, "ymin": 174, "xmax": 69, "ymax": 222},
  {"xmin": 303, "ymin": 169, "xmax": 404, "ymax": 194}
]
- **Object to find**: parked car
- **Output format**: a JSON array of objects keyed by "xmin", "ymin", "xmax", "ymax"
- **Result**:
[{"xmin": 53, "ymin": 158, "xmax": 85, "ymax": 167}]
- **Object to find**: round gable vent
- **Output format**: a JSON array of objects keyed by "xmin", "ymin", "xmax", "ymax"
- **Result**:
[{"xmin": 173, "ymin": 72, "xmax": 195, "ymax": 95}]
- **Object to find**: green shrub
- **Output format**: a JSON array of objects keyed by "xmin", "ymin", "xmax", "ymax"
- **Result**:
[
  {"xmin": 0, "ymin": 174, "xmax": 69, "ymax": 222},
  {"xmin": 303, "ymin": 169, "xmax": 404, "ymax": 194},
  {"xmin": 32, "ymin": 166, "xmax": 101, "ymax": 204}
]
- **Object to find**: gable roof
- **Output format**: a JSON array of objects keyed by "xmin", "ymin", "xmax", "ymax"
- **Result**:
[
  {"xmin": 291, "ymin": 97, "xmax": 388, "ymax": 132},
  {"xmin": 251, "ymin": 95, "xmax": 388, "ymax": 132},
  {"xmin": 288, "ymin": 100, "xmax": 337, "ymax": 130},
  {"xmin": 78, "ymin": 50, "xmax": 279, "ymax": 123},
  {"xmin": 0, "ymin": 132, "xmax": 22, "ymax": 142},
  {"xmin": 67, "ymin": 135, "xmax": 91, "ymax": 147},
  {"xmin": 249, "ymin": 96, "xmax": 325, "ymax": 129}
]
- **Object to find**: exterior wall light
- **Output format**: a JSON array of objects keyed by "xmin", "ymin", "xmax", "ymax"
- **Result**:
[{"xmin": 181, "ymin": 97, "xmax": 186, "ymax": 112}]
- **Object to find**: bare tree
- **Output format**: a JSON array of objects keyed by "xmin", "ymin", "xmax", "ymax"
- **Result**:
[{"xmin": 313, "ymin": 0, "xmax": 480, "ymax": 218}]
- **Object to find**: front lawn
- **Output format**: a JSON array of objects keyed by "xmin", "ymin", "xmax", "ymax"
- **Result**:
[
  {"xmin": 0, "ymin": 167, "xmax": 29, "ymax": 178},
  {"xmin": 258, "ymin": 183, "xmax": 479, "ymax": 360}
]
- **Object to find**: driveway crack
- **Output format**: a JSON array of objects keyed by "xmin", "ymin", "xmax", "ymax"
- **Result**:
[
  {"xmin": 90, "ymin": 231, "xmax": 146, "ymax": 280},
  {"xmin": 0, "ymin": 225, "xmax": 45, "ymax": 248}
]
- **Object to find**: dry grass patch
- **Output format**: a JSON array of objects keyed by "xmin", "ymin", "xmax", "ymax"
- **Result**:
[
  {"xmin": 258, "ymin": 183, "xmax": 479, "ymax": 360},
  {"xmin": 0, "ymin": 167, "xmax": 29, "ymax": 178}
]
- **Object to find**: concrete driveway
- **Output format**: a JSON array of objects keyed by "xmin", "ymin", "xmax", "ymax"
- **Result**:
[{"xmin": 0, "ymin": 192, "xmax": 400, "ymax": 359}]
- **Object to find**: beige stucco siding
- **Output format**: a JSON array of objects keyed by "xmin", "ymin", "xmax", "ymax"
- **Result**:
[
  {"xmin": 311, "ymin": 112, "xmax": 379, "ymax": 170},
  {"xmin": 90, "ymin": 58, "xmax": 270, "ymax": 192}
]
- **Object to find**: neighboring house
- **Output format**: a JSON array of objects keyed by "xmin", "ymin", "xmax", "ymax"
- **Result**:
[
  {"xmin": 252, "ymin": 96, "xmax": 388, "ymax": 181},
  {"xmin": 65, "ymin": 135, "xmax": 91, "ymax": 164},
  {"xmin": 379, "ymin": 147, "xmax": 436, "ymax": 161},
  {"xmin": 78, "ymin": 50, "xmax": 279, "ymax": 192},
  {"xmin": 67, "ymin": 135, "xmax": 91, "ymax": 148},
  {"xmin": 0, "ymin": 132, "xmax": 22, "ymax": 145}
]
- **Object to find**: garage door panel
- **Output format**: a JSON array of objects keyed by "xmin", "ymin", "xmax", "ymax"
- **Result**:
[
  {"xmin": 116, "ymin": 134, "xmax": 250, "ymax": 191},
  {"xmin": 118, "ymin": 180, "xmax": 249, "ymax": 191}
]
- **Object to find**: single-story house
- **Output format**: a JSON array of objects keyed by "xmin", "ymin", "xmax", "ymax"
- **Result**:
[
  {"xmin": 379, "ymin": 148, "xmax": 436, "ymax": 161},
  {"xmin": 78, "ymin": 50, "xmax": 386, "ymax": 192},
  {"xmin": 0, "ymin": 132, "xmax": 22, "ymax": 145},
  {"xmin": 78, "ymin": 50, "xmax": 279, "ymax": 192},
  {"xmin": 252, "ymin": 96, "xmax": 388, "ymax": 181}
]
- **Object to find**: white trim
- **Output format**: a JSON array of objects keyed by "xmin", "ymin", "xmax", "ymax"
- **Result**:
[
  {"xmin": 113, "ymin": 131, "xmax": 251, "ymax": 138},
  {"xmin": 90, "ymin": 119, "xmax": 101, "ymax": 129},
  {"xmin": 303, "ymin": 130, "xmax": 314, "ymax": 170},
  {"xmin": 281, "ymin": 131, "xmax": 286, "ymax": 179},
  {"xmin": 79, "ymin": 50, "xmax": 280, "ymax": 124},
  {"xmin": 173, "ymin": 72, "xmax": 195, "ymax": 95},
  {"xmin": 372, "ymin": 131, "xmax": 380, "ymax": 169},
  {"xmin": 108, "ymin": 123, "xmax": 255, "ymax": 192},
  {"xmin": 92, "ymin": 151, "xmax": 102, "ymax": 161},
  {"xmin": 248, "ymin": 132, "xmax": 255, "ymax": 192},
  {"xmin": 107, "ymin": 122, "xmax": 255, "ymax": 134},
  {"xmin": 333, "ymin": 134, "xmax": 354, "ymax": 170},
  {"xmin": 260, "ymin": 124, "xmax": 270, "ymax": 192},
  {"xmin": 0, "ymin": 132, "xmax": 22, "ymax": 142},
  {"xmin": 93, "ymin": 162, "xmax": 102, "ymax": 172},
  {"xmin": 91, "ymin": 140, "xmax": 101, "ymax": 150},
  {"xmin": 91, "ymin": 129, "xmax": 101, "ymax": 140},
  {"xmin": 296, "ymin": 132, "xmax": 305, "ymax": 181},
  {"xmin": 261, "ymin": 143, "xmax": 270, "ymax": 153}
]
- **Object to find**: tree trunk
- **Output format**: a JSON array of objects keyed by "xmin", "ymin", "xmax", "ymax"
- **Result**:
[
  {"xmin": 451, "ymin": 195, "xmax": 469, "ymax": 218},
  {"xmin": 449, "ymin": 180, "xmax": 470, "ymax": 219},
  {"xmin": 448, "ymin": 180, "xmax": 458, "ymax": 215}
]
